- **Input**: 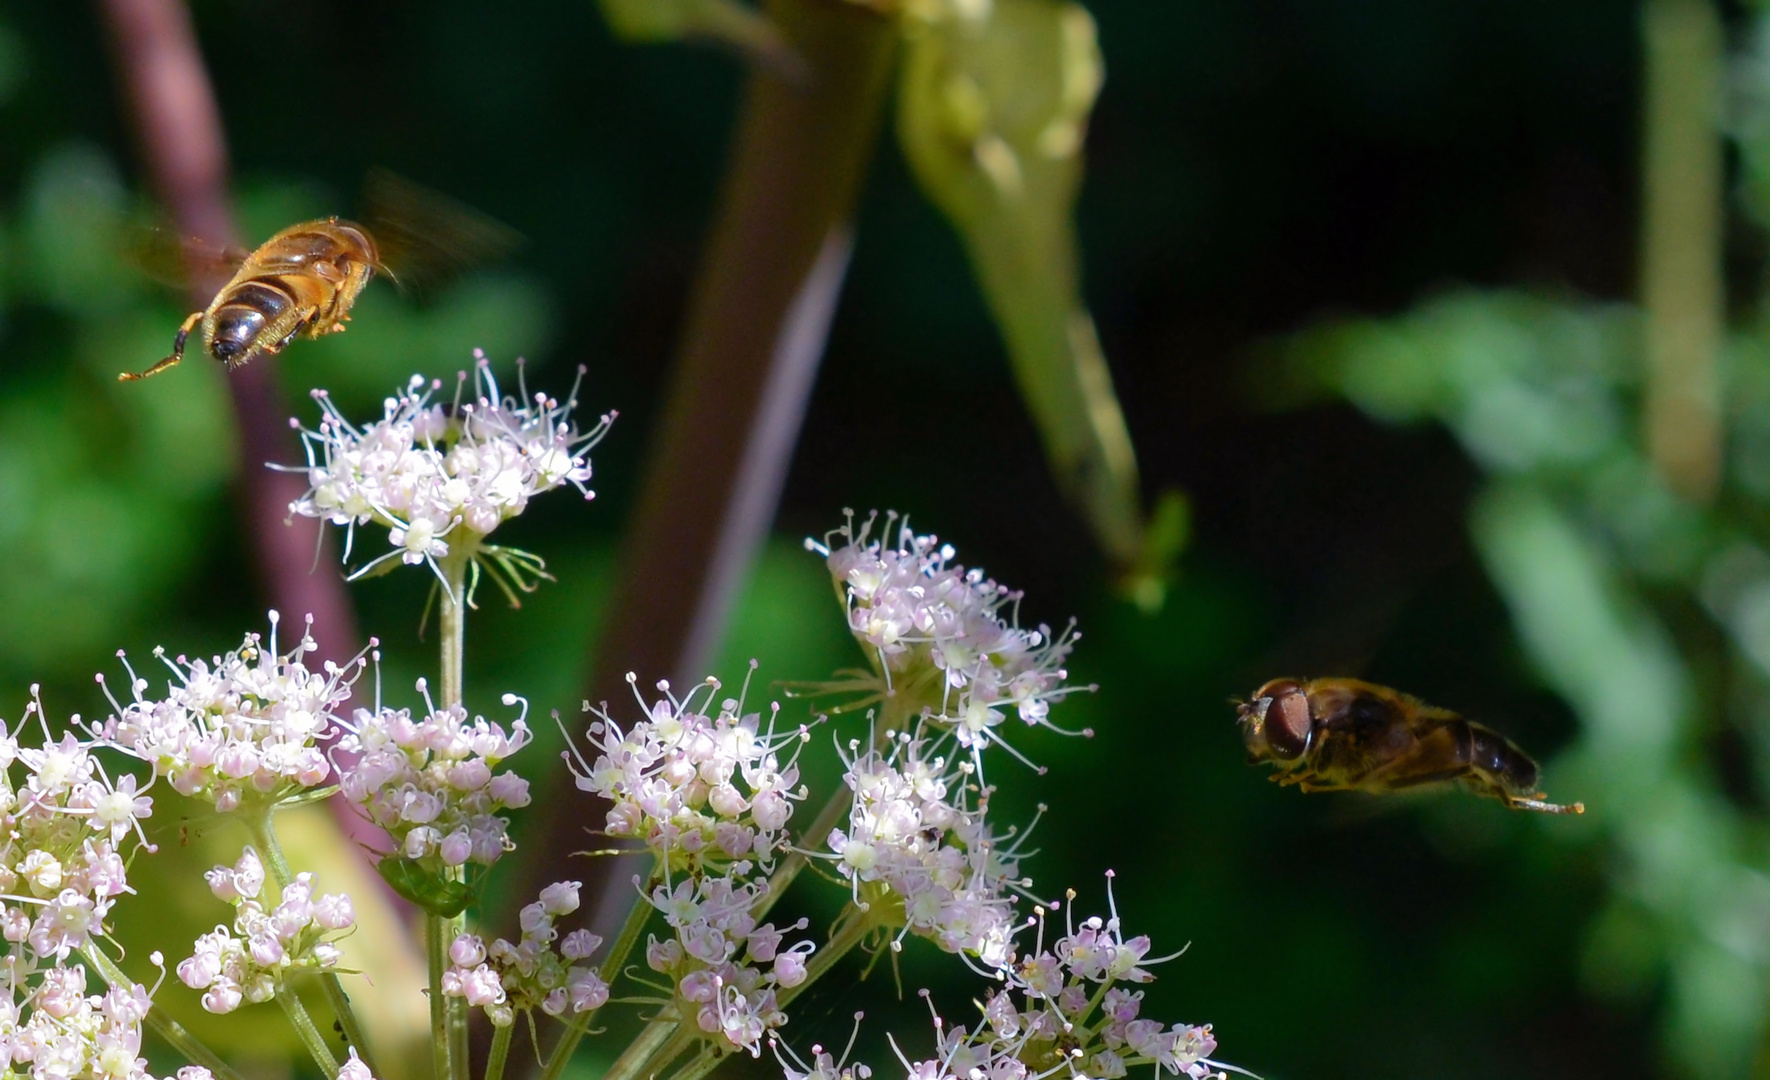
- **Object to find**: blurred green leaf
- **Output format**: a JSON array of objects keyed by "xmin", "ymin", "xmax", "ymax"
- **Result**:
[
  {"xmin": 596, "ymin": 0, "xmax": 801, "ymax": 72},
  {"xmin": 898, "ymin": 0, "xmax": 1163, "ymax": 585}
]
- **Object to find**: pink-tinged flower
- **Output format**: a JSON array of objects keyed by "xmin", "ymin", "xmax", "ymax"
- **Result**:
[
  {"xmin": 287, "ymin": 358, "xmax": 612, "ymax": 590},
  {"xmin": 335, "ymin": 688, "xmax": 532, "ymax": 872},
  {"xmin": 97, "ymin": 612, "xmax": 366, "ymax": 814},
  {"xmin": 563, "ymin": 670, "xmax": 810, "ymax": 874},
  {"xmin": 807, "ymin": 512, "xmax": 1091, "ymax": 777}
]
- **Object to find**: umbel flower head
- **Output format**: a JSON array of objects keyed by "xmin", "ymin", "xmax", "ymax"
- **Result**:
[
  {"xmin": 177, "ymin": 848, "xmax": 356, "ymax": 1015},
  {"xmin": 442, "ymin": 880, "xmax": 610, "ymax": 1029},
  {"xmin": 806, "ymin": 511, "xmax": 1089, "ymax": 773},
  {"xmin": 564, "ymin": 670, "xmax": 811, "ymax": 876},
  {"xmin": 335, "ymin": 681, "xmax": 534, "ymax": 870},
  {"xmin": 826, "ymin": 727, "xmax": 1034, "ymax": 972},
  {"xmin": 286, "ymin": 353, "xmax": 613, "ymax": 594},
  {"xmin": 96, "ymin": 612, "xmax": 364, "ymax": 814},
  {"xmin": 775, "ymin": 877, "xmax": 1243, "ymax": 1080}
]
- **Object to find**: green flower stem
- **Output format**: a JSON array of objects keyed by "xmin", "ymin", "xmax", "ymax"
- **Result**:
[
  {"xmin": 438, "ymin": 540, "xmax": 477, "ymax": 713},
  {"xmin": 483, "ymin": 1022, "xmax": 515, "ymax": 1080},
  {"xmin": 245, "ymin": 814, "xmax": 380, "ymax": 1076},
  {"xmin": 427, "ymin": 911, "xmax": 451, "ymax": 1080},
  {"xmin": 81, "ymin": 945, "xmax": 244, "ymax": 1080},
  {"xmin": 278, "ymin": 985, "xmax": 342, "ymax": 1079},
  {"xmin": 436, "ymin": 545, "xmax": 474, "ymax": 1080},
  {"xmin": 538, "ymin": 872, "xmax": 658, "ymax": 1080},
  {"xmin": 599, "ymin": 1014, "xmax": 683, "ymax": 1080},
  {"xmin": 660, "ymin": 1045, "xmax": 723, "ymax": 1080}
]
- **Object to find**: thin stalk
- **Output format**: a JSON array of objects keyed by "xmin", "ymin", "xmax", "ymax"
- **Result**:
[
  {"xmin": 660, "ymin": 1045, "xmax": 724, "ymax": 1080},
  {"xmin": 427, "ymin": 911, "xmax": 451, "ymax": 1080},
  {"xmin": 439, "ymin": 544, "xmax": 475, "ymax": 712},
  {"xmin": 82, "ymin": 945, "xmax": 244, "ymax": 1080},
  {"xmin": 1640, "ymin": 0, "xmax": 1725, "ymax": 501},
  {"xmin": 596, "ymin": 1024, "xmax": 669, "ymax": 1080},
  {"xmin": 279, "ymin": 986, "xmax": 342, "ymax": 1079},
  {"xmin": 753, "ymin": 784, "xmax": 851, "ymax": 923},
  {"xmin": 437, "ymin": 547, "xmax": 473, "ymax": 1080},
  {"xmin": 537, "ymin": 871, "xmax": 658, "ymax": 1080},
  {"xmin": 246, "ymin": 814, "xmax": 380, "ymax": 1075},
  {"xmin": 600, "ymin": 1015, "xmax": 683, "ymax": 1080},
  {"xmin": 484, "ymin": 1023, "xmax": 515, "ymax": 1080}
]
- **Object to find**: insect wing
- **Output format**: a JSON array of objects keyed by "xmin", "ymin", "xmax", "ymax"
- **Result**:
[
  {"xmin": 128, "ymin": 221, "xmax": 248, "ymax": 294},
  {"xmin": 358, "ymin": 168, "xmax": 522, "ymax": 296}
]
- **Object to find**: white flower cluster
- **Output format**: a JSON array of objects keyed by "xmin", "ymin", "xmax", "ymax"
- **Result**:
[
  {"xmin": 288, "ymin": 357, "xmax": 611, "ymax": 580},
  {"xmin": 0, "ymin": 965, "xmax": 193, "ymax": 1080},
  {"xmin": 336, "ymin": 688, "xmax": 533, "ymax": 867},
  {"xmin": 779, "ymin": 883, "xmax": 1237, "ymax": 1080},
  {"xmin": 176, "ymin": 848, "xmax": 355, "ymax": 1014},
  {"xmin": 644, "ymin": 874, "xmax": 813, "ymax": 1057},
  {"xmin": 0, "ymin": 695, "xmax": 173, "ymax": 1080},
  {"xmin": 565, "ymin": 675, "xmax": 810, "ymax": 874},
  {"xmin": 808, "ymin": 512, "xmax": 1085, "ymax": 771},
  {"xmin": 954, "ymin": 890, "xmax": 1232, "ymax": 1080},
  {"xmin": 0, "ymin": 695, "xmax": 154, "ymax": 965},
  {"xmin": 96, "ymin": 613, "xmax": 362, "ymax": 813},
  {"xmin": 828, "ymin": 731, "xmax": 1027, "ymax": 970},
  {"xmin": 442, "ymin": 881, "xmax": 609, "ymax": 1028}
]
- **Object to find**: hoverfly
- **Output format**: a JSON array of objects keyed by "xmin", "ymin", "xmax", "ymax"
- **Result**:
[
  {"xmin": 1236, "ymin": 677, "xmax": 1584, "ymax": 814},
  {"xmin": 121, "ymin": 171, "xmax": 517, "ymax": 382},
  {"xmin": 119, "ymin": 218, "xmax": 385, "ymax": 381}
]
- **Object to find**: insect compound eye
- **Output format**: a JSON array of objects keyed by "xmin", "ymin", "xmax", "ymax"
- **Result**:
[{"xmin": 1261, "ymin": 685, "xmax": 1314, "ymax": 761}]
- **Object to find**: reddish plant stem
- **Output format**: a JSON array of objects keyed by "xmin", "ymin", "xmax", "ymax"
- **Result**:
[{"xmin": 514, "ymin": 0, "xmax": 898, "ymax": 967}]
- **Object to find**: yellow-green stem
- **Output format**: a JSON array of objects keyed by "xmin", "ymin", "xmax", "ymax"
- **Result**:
[
  {"xmin": 538, "ymin": 868, "xmax": 658, "ymax": 1080},
  {"xmin": 439, "ymin": 543, "xmax": 475, "ymax": 712},
  {"xmin": 278, "ymin": 986, "xmax": 341, "ymax": 1079},
  {"xmin": 427, "ymin": 912, "xmax": 451, "ymax": 1080},
  {"xmin": 599, "ymin": 1014, "xmax": 683, "ymax": 1080},
  {"xmin": 484, "ymin": 1022, "xmax": 515, "ymax": 1080}
]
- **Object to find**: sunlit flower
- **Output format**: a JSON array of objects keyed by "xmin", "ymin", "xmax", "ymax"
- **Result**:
[
  {"xmin": 806, "ymin": 511, "xmax": 1089, "ymax": 775},
  {"xmin": 335, "ymin": 682, "xmax": 533, "ymax": 869},
  {"xmin": 177, "ymin": 849, "xmax": 355, "ymax": 1015},
  {"xmin": 286, "ymin": 354, "xmax": 613, "ymax": 591},
  {"xmin": 442, "ymin": 881, "xmax": 609, "ymax": 1029},
  {"xmin": 95, "ymin": 612, "xmax": 365, "ymax": 814}
]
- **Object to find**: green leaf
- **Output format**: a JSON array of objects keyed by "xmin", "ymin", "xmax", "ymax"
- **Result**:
[
  {"xmin": 898, "ymin": 1, "xmax": 1166, "ymax": 586},
  {"xmin": 376, "ymin": 856, "xmax": 476, "ymax": 918}
]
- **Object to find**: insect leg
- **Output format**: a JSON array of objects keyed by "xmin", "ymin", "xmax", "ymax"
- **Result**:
[
  {"xmin": 1504, "ymin": 795, "xmax": 1585, "ymax": 815},
  {"xmin": 119, "ymin": 311, "xmax": 202, "ymax": 381}
]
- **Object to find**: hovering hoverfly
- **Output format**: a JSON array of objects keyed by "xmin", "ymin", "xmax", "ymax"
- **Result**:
[
  {"xmin": 120, "ymin": 171, "xmax": 517, "ymax": 382},
  {"xmin": 119, "ymin": 218, "xmax": 385, "ymax": 381},
  {"xmin": 1236, "ymin": 677, "xmax": 1584, "ymax": 814}
]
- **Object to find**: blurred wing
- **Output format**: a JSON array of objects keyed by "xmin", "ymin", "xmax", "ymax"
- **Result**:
[
  {"xmin": 358, "ymin": 168, "xmax": 522, "ymax": 297},
  {"xmin": 127, "ymin": 222, "xmax": 247, "ymax": 294}
]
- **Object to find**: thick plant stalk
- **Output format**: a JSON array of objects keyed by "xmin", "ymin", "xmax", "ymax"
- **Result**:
[
  {"xmin": 521, "ymin": 0, "xmax": 899, "ymax": 939},
  {"xmin": 1640, "ymin": 0, "xmax": 1724, "ymax": 502}
]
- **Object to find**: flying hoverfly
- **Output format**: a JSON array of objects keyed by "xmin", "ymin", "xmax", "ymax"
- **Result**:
[
  {"xmin": 1235, "ymin": 677, "xmax": 1584, "ymax": 814},
  {"xmin": 120, "ymin": 171, "xmax": 517, "ymax": 382}
]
